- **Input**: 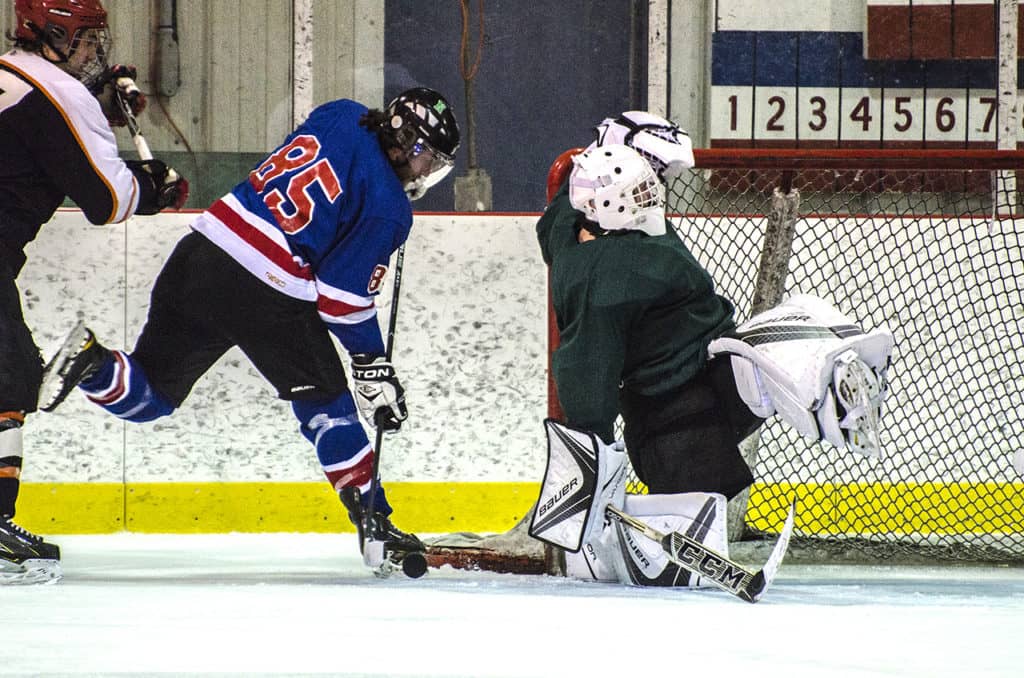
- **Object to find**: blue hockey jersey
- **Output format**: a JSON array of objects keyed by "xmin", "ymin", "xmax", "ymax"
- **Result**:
[{"xmin": 192, "ymin": 99, "xmax": 412, "ymax": 355}]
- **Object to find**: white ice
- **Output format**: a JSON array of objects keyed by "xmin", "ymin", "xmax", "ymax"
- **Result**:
[{"xmin": 3, "ymin": 533, "xmax": 1024, "ymax": 677}]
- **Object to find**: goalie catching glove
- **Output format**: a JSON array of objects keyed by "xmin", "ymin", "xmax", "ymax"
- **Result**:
[
  {"xmin": 127, "ymin": 159, "xmax": 189, "ymax": 214},
  {"xmin": 351, "ymin": 354, "xmax": 407, "ymax": 431},
  {"xmin": 709, "ymin": 294, "xmax": 894, "ymax": 458}
]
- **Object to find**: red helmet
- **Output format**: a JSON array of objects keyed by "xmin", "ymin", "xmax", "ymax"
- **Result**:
[
  {"xmin": 14, "ymin": 0, "xmax": 110, "ymax": 85},
  {"xmin": 15, "ymin": 0, "xmax": 108, "ymax": 46}
]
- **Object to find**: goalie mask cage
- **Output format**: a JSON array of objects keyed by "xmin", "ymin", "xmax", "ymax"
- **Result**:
[{"xmin": 547, "ymin": 147, "xmax": 1024, "ymax": 563}]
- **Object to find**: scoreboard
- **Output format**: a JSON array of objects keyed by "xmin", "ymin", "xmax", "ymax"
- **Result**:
[{"xmin": 709, "ymin": 30, "xmax": 1015, "ymax": 148}]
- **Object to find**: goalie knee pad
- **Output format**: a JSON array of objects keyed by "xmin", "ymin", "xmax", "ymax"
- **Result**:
[
  {"xmin": 570, "ymin": 492, "xmax": 728, "ymax": 587},
  {"xmin": 709, "ymin": 294, "xmax": 894, "ymax": 458}
]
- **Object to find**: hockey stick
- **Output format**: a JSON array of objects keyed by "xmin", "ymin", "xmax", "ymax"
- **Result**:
[
  {"xmin": 113, "ymin": 82, "xmax": 181, "ymax": 181},
  {"xmin": 113, "ymin": 80, "xmax": 152, "ymax": 160},
  {"xmin": 361, "ymin": 245, "xmax": 427, "ymax": 579},
  {"xmin": 605, "ymin": 500, "xmax": 796, "ymax": 603}
]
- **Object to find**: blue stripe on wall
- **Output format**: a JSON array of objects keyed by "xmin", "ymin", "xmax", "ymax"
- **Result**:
[
  {"xmin": 798, "ymin": 33, "xmax": 842, "ymax": 87},
  {"xmin": 713, "ymin": 31, "xmax": 1008, "ymax": 90},
  {"xmin": 711, "ymin": 31, "xmax": 755, "ymax": 86},
  {"xmin": 838, "ymin": 33, "xmax": 868, "ymax": 87},
  {"xmin": 755, "ymin": 32, "xmax": 799, "ymax": 87}
]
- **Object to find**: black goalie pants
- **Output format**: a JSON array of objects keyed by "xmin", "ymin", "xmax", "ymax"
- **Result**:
[{"xmin": 619, "ymin": 356, "xmax": 763, "ymax": 500}]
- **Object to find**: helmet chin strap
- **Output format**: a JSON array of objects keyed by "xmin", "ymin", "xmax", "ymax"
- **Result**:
[
  {"xmin": 580, "ymin": 219, "xmax": 607, "ymax": 238},
  {"xmin": 386, "ymin": 153, "xmax": 426, "ymax": 200},
  {"xmin": 404, "ymin": 177, "xmax": 428, "ymax": 201}
]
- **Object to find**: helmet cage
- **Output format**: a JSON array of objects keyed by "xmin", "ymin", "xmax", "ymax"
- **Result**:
[
  {"xmin": 15, "ymin": 0, "xmax": 111, "ymax": 86},
  {"xmin": 569, "ymin": 144, "xmax": 667, "ymax": 237}
]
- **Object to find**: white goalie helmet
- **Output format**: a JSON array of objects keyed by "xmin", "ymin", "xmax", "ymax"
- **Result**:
[
  {"xmin": 569, "ymin": 144, "xmax": 667, "ymax": 236},
  {"xmin": 591, "ymin": 111, "xmax": 695, "ymax": 181}
]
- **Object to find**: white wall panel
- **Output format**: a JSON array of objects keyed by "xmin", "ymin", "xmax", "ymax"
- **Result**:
[
  {"xmin": 91, "ymin": 0, "xmax": 374, "ymax": 155},
  {"xmin": 21, "ymin": 211, "xmax": 547, "ymax": 485}
]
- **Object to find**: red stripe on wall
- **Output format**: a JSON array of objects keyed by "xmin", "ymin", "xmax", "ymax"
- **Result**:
[
  {"xmin": 953, "ymin": 3, "xmax": 996, "ymax": 59},
  {"xmin": 912, "ymin": 5, "xmax": 953, "ymax": 60},
  {"xmin": 867, "ymin": 2, "xmax": 1024, "ymax": 60},
  {"xmin": 866, "ymin": 5, "xmax": 911, "ymax": 60}
]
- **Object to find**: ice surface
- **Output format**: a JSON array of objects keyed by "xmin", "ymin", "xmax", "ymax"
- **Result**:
[{"xmin": 3, "ymin": 533, "xmax": 1024, "ymax": 677}]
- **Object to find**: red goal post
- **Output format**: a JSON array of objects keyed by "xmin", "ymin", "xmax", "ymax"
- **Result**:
[{"xmin": 545, "ymin": 147, "xmax": 1024, "ymax": 562}]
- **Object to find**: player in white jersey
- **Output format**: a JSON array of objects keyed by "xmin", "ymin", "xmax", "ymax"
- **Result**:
[{"xmin": 0, "ymin": 0, "xmax": 187, "ymax": 585}]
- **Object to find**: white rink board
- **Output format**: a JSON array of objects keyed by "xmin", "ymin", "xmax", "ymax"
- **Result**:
[
  {"xmin": 19, "ymin": 209, "xmax": 1020, "ymax": 487},
  {"xmin": 20, "ymin": 211, "xmax": 547, "ymax": 485}
]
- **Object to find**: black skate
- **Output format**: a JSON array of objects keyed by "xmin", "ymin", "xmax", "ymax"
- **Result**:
[
  {"xmin": 0, "ymin": 515, "xmax": 62, "ymax": 585},
  {"xmin": 39, "ymin": 321, "xmax": 112, "ymax": 412},
  {"xmin": 339, "ymin": 487, "xmax": 427, "ymax": 578}
]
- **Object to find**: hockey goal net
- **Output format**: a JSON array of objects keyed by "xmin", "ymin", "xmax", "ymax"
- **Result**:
[
  {"xmin": 547, "ymin": 147, "xmax": 1024, "ymax": 563},
  {"xmin": 424, "ymin": 148, "xmax": 1024, "ymax": 573}
]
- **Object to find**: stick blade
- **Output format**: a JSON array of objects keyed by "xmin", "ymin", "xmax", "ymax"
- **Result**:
[{"xmin": 743, "ymin": 499, "xmax": 797, "ymax": 603}]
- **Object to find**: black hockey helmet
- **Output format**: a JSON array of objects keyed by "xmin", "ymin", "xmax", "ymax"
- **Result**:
[
  {"xmin": 385, "ymin": 87, "xmax": 460, "ymax": 162},
  {"xmin": 382, "ymin": 87, "xmax": 460, "ymax": 199}
]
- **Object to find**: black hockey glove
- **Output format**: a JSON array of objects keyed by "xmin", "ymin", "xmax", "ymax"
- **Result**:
[
  {"xmin": 127, "ymin": 159, "xmax": 190, "ymax": 214},
  {"xmin": 351, "ymin": 354, "xmax": 407, "ymax": 432},
  {"xmin": 92, "ymin": 64, "xmax": 147, "ymax": 127}
]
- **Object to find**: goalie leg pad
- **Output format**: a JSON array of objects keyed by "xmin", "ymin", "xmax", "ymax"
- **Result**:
[
  {"xmin": 564, "ymin": 523, "xmax": 620, "ymax": 582},
  {"xmin": 529, "ymin": 420, "xmax": 628, "ymax": 553},
  {"xmin": 575, "ymin": 492, "xmax": 728, "ymax": 587}
]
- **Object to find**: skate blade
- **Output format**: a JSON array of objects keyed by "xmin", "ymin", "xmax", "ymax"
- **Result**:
[
  {"xmin": 0, "ymin": 559, "xmax": 63, "ymax": 586},
  {"xmin": 39, "ymin": 321, "xmax": 91, "ymax": 412}
]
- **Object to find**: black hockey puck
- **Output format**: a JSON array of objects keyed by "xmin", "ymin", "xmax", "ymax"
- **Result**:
[{"xmin": 402, "ymin": 552, "xmax": 428, "ymax": 578}]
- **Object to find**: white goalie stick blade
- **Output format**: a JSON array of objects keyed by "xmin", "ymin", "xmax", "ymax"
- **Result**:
[{"xmin": 605, "ymin": 500, "xmax": 797, "ymax": 603}]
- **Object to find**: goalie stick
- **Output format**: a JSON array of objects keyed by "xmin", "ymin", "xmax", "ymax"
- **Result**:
[{"xmin": 605, "ymin": 500, "xmax": 796, "ymax": 603}]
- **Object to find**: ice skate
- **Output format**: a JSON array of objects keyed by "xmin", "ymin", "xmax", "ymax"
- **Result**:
[
  {"xmin": 39, "ymin": 321, "xmax": 112, "ymax": 412},
  {"xmin": 339, "ymin": 487, "xmax": 426, "ymax": 578},
  {"xmin": 0, "ymin": 515, "xmax": 62, "ymax": 585}
]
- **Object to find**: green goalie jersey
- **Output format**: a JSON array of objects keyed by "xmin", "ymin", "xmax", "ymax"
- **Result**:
[{"xmin": 536, "ymin": 183, "xmax": 736, "ymax": 443}]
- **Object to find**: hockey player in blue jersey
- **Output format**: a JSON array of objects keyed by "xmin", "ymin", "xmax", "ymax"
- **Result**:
[{"xmin": 38, "ymin": 87, "xmax": 460, "ymax": 573}]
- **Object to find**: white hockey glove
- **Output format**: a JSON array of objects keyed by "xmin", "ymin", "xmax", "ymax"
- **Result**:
[{"xmin": 351, "ymin": 354, "xmax": 407, "ymax": 432}]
